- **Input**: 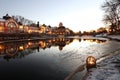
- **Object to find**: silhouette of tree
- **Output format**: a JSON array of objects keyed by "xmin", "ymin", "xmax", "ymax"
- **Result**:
[
  {"xmin": 3, "ymin": 14, "xmax": 11, "ymax": 20},
  {"xmin": 102, "ymin": 0, "xmax": 120, "ymax": 32},
  {"xmin": 79, "ymin": 31, "xmax": 82, "ymax": 36},
  {"xmin": 42, "ymin": 24, "xmax": 46, "ymax": 27},
  {"xmin": 13, "ymin": 15, "xmax": 34, "ymax": 25}
]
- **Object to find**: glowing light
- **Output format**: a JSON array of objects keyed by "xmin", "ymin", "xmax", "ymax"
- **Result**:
[
  {"xmin": 0, "ymin": 45, "xmax": 4, "ymax": 50},
  {"xmin": 19, "ymin": 25, "xmax": 23, "ymax": 29},
  {"xmin": 19, "ymin": 46, "xmax": 24, "ymax": 50},
  {"xmin": 28, "ymin": 30, "xmax": 31, "ymax": 33},
  {"xmin": 86, "ymin": 56, "xmax": 96, "ymax": 70},
  {"xmin": 88, "ymin": 61, "xmax": 95, "ymax": 65},
  {"xmin": 28, "ymin": 42, "xmax": 32, "ymax": 46},
  {"xmin": 0, "ymin": 26, "xmax": 3, "ymax": 32},
  {"xmin": 39, "ymin": 41, "xmax": 46, "ymax": 48}
]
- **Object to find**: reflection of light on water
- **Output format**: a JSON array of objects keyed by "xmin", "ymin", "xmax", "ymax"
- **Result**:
[
  {"xmin": 65, "ymin": 39, "xmax": 97, "ymax": 50},
  {"xmin": 28, "ymin": 42, "xmax": 32, "ymax": 46},
  {"xmin": 66, "ymin": 40, "xmax": 70, "ymax": 45},
  {"xmin": 48, "ymin": 40, "xmax": 52, "ymax": 43},
  {"xmin": 61, "ymin": 39, "xmax": 78, "ymax": 52},
  {"xmin": 68, "ymin": 39, "xmax": 80, "ymax": 49},
  {"xmin": 0, "ymin": 38, "xmax": 111, "ymax": 80},
  {"xmin": 0, "ymin": 45, "xmax": 4, "ymax": 50},
  {"xmin": 39, "ymin": 41, "xmax": 46, "ymax": 48},
  {"xmin": 80, "ymin": 39, "xmax": 97, "ymax": 48},
  {"xmin": 59, "ymin": 39, "xmax": 100, "ymax": 71},
  {"xmin": 19, "ymin": 46, "xmax": 24, "ymax": 50}
]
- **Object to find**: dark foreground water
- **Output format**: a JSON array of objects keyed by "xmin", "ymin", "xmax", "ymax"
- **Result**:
[{"xmin": 0, "ymin": 37, "xmax": 120, "ymax": 80}]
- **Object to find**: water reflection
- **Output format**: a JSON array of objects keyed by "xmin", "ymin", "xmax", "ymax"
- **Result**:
[
  {"xmin": 0, "ymin": 38, "xmax": 107, "ymax": 61},
  {"xmin": 82, "ymin": 38, "xmax": 107, "ymax": 43}
]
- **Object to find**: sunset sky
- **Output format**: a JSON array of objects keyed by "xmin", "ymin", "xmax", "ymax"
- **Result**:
[{"xmin": 0, "ymin": 0, "xmax": 105, "ymax": 32}]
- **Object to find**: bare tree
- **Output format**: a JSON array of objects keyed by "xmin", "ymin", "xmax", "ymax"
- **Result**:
[
  {"xmin": 13, "ymin": 15, "xmax": 34, "ymax": 25},
  {"xmin": 102, "ymin": 0, "xmax": 120, "ymax": 32}
]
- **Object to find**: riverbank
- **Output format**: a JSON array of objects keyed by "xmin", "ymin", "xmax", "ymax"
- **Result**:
[
  {"xmin": 85, "ymin": 35, "xmax": 120, "ymax": 80},
  {"xmin": 106, "ymin": 35, "xmax": 120, "ymax": 41},
  {"xmin": 85, "ymin": 49, "xmax": 120, "ymax": 80}
]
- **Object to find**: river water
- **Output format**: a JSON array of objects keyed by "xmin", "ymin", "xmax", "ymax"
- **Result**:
[{"xmin": 0, "ymin": 37, "xmax": 120, "ymax": 80}]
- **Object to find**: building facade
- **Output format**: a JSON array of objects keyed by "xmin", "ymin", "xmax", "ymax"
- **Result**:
[{"xmin": 0, "ymin": 18, "xmax": 19, "ymax": 33}]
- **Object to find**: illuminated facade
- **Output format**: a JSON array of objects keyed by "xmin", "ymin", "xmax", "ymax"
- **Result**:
[
  {"xmin": 56, "ymin": 22, "xmax": 71, "ymax": 36},
  {"xmin": 0, "ymin": 18, "xmax": 19, "ymax": 33},
  {"xmin": 0, "ymin": 14, "xmax": 40, "ymax": 34},
  {"xmin": 57, "ymin": 22, "xmax": 66, "ymax": 35},
  {"xmin": 39, "ymin": 25, "xmax": 46, "ymax": 33}
]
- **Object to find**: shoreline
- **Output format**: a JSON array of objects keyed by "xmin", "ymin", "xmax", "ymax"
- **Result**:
[
  {"xmin": 106, "ymin": 35, "xmax": 120, "ymax": 41},
  {"xmin": 85, "ymin": 35, "xmax": 120, "ymax": 80},
  {"xmin": 64, "ymin": 35, "xmax": 120, "ymax": 80},
  {"xmin": 85, "ymin": 48, "xmax": 120, "ymax": 80}
]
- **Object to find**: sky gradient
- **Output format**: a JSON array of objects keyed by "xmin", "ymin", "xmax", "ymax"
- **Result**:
[{"xmin": 0, "ymin": 0, "xmax": 105, "ymax": 32}]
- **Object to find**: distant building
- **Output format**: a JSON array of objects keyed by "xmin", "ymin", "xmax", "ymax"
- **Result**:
[
  {"xmin": 39, "ymin": 25, "xmax": 46, "ymax": 33},
  {"xmin": 0, "ymin": 14, "xmax": 19, "ymax": 33},
  {"xmin": 28, "ymin": 26, "xmax": 39, "ymax": 33},
  {"xmin": 0, "ymin": 14, "xmax": 40, "ymax": 34},
  {"xmin": 57, "ymin": 22, "xmax": 66, "ymax": 35}
]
